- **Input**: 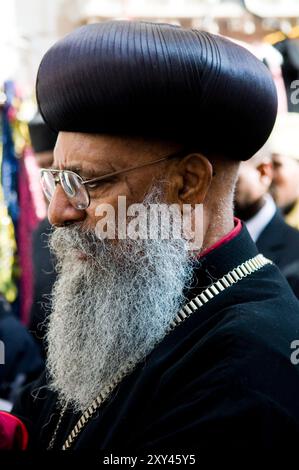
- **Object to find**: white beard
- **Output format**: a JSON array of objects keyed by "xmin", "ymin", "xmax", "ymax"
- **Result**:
[{"xmin": 45, "ymin": 190, "xmax": 196, "ymax": 413}]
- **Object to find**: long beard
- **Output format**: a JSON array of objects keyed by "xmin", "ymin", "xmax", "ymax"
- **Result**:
[{"xmin": 46, "ymin": 192, "xmax": 197, "ymax": 413}]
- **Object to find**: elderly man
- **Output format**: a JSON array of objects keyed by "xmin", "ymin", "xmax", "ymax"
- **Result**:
[
  {"xmin": 11, "ymin": 21, "xmax": 299, "ymax": 461},
  {"xmin": 235, "ymin": 145, "xmax": 299, "ymax": 298}
]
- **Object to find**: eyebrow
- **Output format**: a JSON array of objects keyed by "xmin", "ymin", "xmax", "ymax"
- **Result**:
[{"xmin": 50, "ymin": 165, "xmax": 114, "ymax": 179}]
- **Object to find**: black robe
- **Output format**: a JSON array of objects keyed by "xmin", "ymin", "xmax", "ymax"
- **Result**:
[
  {"xmin": 11, "ymin": 225, "xmax": 299, "ymax": 463},
  {"xmin": 0, "ymin": 297, "xmax": 43, "ymax": 402},
  {"xmin": 256, "ymin": 209, "xmax": 299, "ymax": 299}
]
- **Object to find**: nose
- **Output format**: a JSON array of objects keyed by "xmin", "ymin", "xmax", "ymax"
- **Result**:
[{"xmin": 48, "ymin": 184, "xmax": 86, "ymax": 227}]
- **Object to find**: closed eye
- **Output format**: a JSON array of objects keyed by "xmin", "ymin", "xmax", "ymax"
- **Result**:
[
  {"xmin": 85, "ymin": 181, "xmax": 103, "ymax": 190},
  {"xmin": 84, "ymin": 176, "xmax": 116, "ymax": 190}
]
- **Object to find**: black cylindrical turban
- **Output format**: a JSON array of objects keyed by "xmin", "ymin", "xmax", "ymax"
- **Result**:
[{"xmin": 36, "ymin": 21, "xmax": 277, "ymax": 160}]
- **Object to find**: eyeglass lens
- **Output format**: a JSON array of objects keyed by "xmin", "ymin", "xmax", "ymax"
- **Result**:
[{"xmin": 41, "ymin": 171, "xmax": 90, "ymax": 210}]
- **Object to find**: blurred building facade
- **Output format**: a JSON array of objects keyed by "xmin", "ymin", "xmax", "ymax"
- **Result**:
[{"xmin": 1, "ymin": 0, "xmax": 299, "ymax": 94}]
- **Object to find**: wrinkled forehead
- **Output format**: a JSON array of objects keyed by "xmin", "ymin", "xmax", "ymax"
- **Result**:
[
  {"xmin": 53, "ymin": 131, "xmax": 179, "ymax": 175},
  {"xmin": 53, "ymin": 132, "xmax": 115, "ymax": 175}
]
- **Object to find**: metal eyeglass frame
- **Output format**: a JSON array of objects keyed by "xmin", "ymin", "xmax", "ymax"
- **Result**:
[{"xmin": 40, "ymin": 148, "xmax": 188, "ymax": 210}]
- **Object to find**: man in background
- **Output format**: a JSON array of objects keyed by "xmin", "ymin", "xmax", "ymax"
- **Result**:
[
  {"xmin": 235, "ymin": 144, "xmax": 299, "ymax": 298},
  {"xmin": 270, "ymin": 112, "xmax": 299, "ymax": 230},
  {"xmin": 28, "ymin": 112, "xmax": 57, "ymax": 357},
  {"xmin": 0, "ymin": 295, "xmax": 43, "ymax": 405}
]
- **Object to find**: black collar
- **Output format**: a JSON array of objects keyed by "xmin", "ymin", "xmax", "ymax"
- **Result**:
[{"xmin": 191, "ymin": 222, "xmax": 259, "ymax": 293}]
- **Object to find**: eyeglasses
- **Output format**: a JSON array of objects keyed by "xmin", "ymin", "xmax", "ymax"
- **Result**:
[{"xmin": 40, "ymin": 149, "xmax": 186, "ymax": 210}]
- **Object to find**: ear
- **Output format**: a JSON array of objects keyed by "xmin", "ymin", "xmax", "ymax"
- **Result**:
[
  {"xmin": 257, "ymin": 161, "xmax": 273, "ymax": 188},
  {"xmin": 168, "ymin": 153, "xmax": 213, "ymax": 206}
]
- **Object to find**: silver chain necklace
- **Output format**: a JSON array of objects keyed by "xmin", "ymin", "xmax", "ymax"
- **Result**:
[{"xmin": 47, "ymin": 253, "xmax": 272, "ymax": 451}]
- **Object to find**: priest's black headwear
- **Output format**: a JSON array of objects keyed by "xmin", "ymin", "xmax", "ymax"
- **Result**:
[{"xmin": 36, "ymin": 21, "xmax": 278, "ymax": 161}]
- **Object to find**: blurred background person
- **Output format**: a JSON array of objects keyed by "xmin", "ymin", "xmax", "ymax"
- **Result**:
[
  {"xmin": 0, "ymin": 294, "xmax": 43, "ymax": 408},
  {"xmin": 235, "ymin": 144, "xmax": 299, "ymax": 299},
  {"xmin": 269, "ymin": 112, "xmax": 299, "ymax": 231},
  {"xmin": 28, "ymin": 112, "xmax": 57, "ymax": 358}
]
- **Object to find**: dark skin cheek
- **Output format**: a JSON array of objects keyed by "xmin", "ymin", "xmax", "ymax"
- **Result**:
[
  {"xmin": 83, "ymin": 164, "xmax": 173, "ymax": 230},
  {"xmin": 130, "ymin": 163, "xmax": 174, "ymax": 202},
  {"xmin": 84, "ymin": 181, "xmax": 134, "ymax": 229},
  {"xmin": 123, "ymin": 174, "xmax": 149, "ymax": 202},
  {"xmin": 122, "ymin": 166, "xmax": 166, "ymax": 203}
]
